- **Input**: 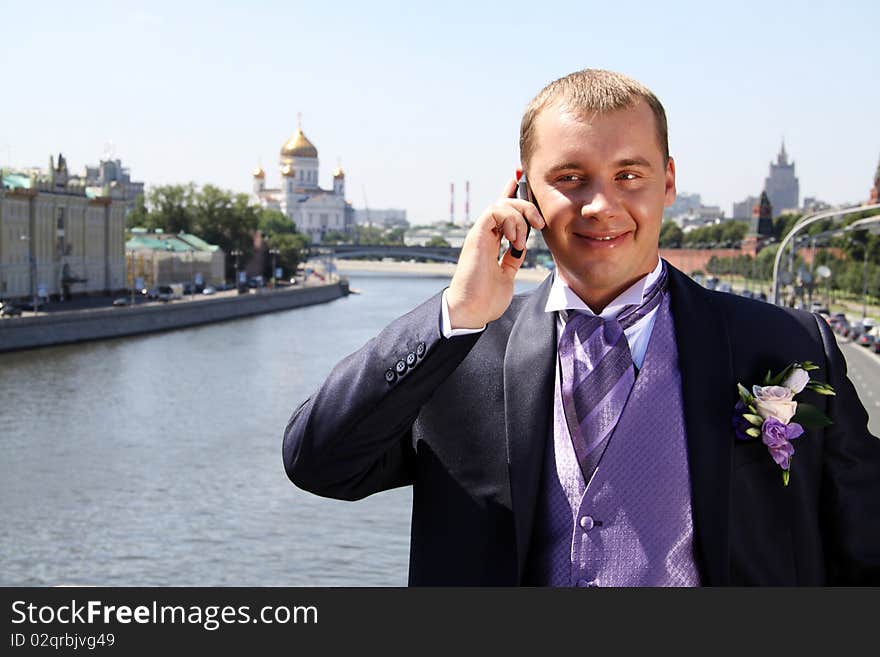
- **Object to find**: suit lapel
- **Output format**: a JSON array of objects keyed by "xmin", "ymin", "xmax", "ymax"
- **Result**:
[
  {"xmin": 504, "ymin": 273, "xmax": 557, "ymax": 582},
  {"xmin": 667, "ymin": 264, "xmax": 734, "ymax": 585}
]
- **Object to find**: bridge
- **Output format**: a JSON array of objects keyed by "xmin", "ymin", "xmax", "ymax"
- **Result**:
[{"xmin": 308, "ymin": 243, "xmax": 552, "ymax": 267}]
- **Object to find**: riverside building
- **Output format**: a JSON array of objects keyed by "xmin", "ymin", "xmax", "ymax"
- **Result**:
[
  {"xmin": 252, "ymin": 120, "xmax": 353, "ymax": 243},
  {"xmin": 0, "ymin": 154, "xmax": 127, "ymax": 302}
]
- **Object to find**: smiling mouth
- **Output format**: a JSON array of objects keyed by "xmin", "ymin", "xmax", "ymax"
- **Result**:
[{"xmin": 576, "ymin": 232, "xmax": 627, "ymax": 243}]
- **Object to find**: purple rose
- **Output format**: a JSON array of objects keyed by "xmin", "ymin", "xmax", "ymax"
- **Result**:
[
  {"xmin": 761, "ymin": 417, "xmax": 804, "ymax": 470},
  {"xmin": 732, "ymin": 400, "xmax": 754, "ymax": 441}
]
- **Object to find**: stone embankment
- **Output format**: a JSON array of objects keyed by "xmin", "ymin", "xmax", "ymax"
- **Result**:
[{"xmin": 0, "ymin": 281, "xmax": 349, "ymax": 353}]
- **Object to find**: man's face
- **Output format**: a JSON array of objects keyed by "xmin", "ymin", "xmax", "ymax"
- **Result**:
[{"xmin": 527, "ymin": 100, "xmax": 675, "ymax": 309}]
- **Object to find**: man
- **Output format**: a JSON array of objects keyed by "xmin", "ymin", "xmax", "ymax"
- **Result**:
[{"xmin": 283, "ymin": 69, "xmax": 880, "ymax": 586}]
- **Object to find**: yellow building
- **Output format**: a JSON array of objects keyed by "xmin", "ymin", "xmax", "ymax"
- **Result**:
[{"xmin": 1, "ymin": 154, "xmax": 126, "ymax": 301}]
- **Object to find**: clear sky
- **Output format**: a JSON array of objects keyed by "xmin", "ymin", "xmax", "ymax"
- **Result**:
[{"xmin": 1, "ymin": 0, "xmax": 878, "ymax": 223}]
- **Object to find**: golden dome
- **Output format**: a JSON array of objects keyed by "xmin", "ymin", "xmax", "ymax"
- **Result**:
[
  {"xmin": 281, "ymin": 164, "xmax": 296, "ymax": 177},
  {"xmin": 253, "ymin": 166, "xmax": 265, "ymax": 178},
  {"xmin": 332, "ymin": 166, "xmax": 345, "ymax": 178},
  {"xmin": 281, "ymin": 128, "xmax": 318, "ymax": 159}
]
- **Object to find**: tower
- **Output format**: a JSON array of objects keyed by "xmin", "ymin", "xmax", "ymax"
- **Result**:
[
  {"xmin": 764, "ymin": 139, "xmax": 799, "ymax": 215},
  {"xmin": 742, "ymin": 191, "xmax": 774, "ymax": 256},
  {"xmin": 252, "ymin": 165, "xmax": 265, "ymax": 196},
  {"xmin": 450, "ymin": 182, "xmax": 455, "ymax": 224},
  {"xmin": 333, "ymin": 164, "xmax": 345, "ymax": 197},
  {"xmin": 280, "ymin": 114, "xmax": 319, "ymax": 190},
  {"xmin": 280, "ymin": 163, "xmax": 297, "ymax": 217},
  {"xmin": 869, "ymin": 154, "xmax": 880, "ymax": 205}
]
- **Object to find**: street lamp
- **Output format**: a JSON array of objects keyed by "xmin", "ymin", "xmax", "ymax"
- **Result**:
[
  {"xmin": 268, "ymin": 248, "xmax": 279, "ymax": 288},
  {"xmin": 128, "ymin": 250, "xmax": 136, "ymax": 306},
  {"xmin": 19, "ymin": 234, "xmax": 37, "ymax": 313},
  {"xmin": 231, "ymin": 249, "xmax": 242, "ymax": 290}
]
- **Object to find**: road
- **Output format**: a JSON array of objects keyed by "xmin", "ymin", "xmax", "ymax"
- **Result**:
[{"xmin": 836, "ymin": 335, "xmax": 880, "ymax": 437}]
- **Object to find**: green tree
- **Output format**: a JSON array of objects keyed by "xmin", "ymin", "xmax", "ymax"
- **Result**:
[
  {"xmin": 270, "ymin": 232, "xmax": 310, "ymax": 275},
  {"xmin": 148, "ymin": 184, "xmax": 196, "ymax": 234},
  {"xmin": 425, "ymin": 236, "xmax": 451, "ymax": 248},
  {"xmin": 321, "ymin": 230, "xmax": 348, "ymax": 245},
  {"xmin": 126, "ymin": 193, "xmax": 149, "ymax": 230},
  {"xmin": 258, "ymin": 208, "xmax": 297, "ymax": 237},
  {"xmin": 658, "ymin": 220, "xmax": 683, "ymax": 248}
]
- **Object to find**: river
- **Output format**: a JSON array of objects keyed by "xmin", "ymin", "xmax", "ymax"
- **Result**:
[{"xmin": 0, "ymin": 272, "xmax": 540, "ymax": 586}]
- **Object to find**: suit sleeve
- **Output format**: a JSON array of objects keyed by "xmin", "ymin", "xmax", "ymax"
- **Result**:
[
  {"xmin": 283, "ymin": 291, "xmax": 483, "ymax": 501},
  {"xmin": 814, "ymin": 316, "xmax": 880, "ymax": 583}
]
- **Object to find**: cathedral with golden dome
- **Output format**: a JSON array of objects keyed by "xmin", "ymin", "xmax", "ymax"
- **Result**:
[{"xmin": 252, "ymin": 120, "xmax": 352, "ymax": 243}]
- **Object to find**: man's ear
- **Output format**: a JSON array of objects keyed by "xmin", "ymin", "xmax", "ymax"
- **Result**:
[{"xmin": 664, "ymin": 157, "xmax": 676, "ymax": 208}]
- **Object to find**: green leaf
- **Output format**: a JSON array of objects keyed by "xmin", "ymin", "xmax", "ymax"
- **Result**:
[
  {"xmin": 763, "ymin": 370, "xmax": 773, "ymax": 385},
  {"xmin": 745, "ymin": 427, "xmax": 761, "ymax": 438},
  {"xmin": 806, "ymin": 382, "xmax": 836, "ymax": 396},
  {"xmin": 783, "ymin": 469, "xmax": 790, "ymax": 486},
  {"xmin": 791, "ymin": 402, "xmax": 833, "ymax": 427},
  {"xmin": 737, "ymin": 383, "xmax": 753, "ymax": 405},
  {"xmin": 748, "ymin": 404, "xmax": 758, "ymax": 414},
  {"xmin": 800, "ymin": 361, "xmax": 819, "ymax": 371},
  {"xmin": 743, "ymin": 413, "xmax": 764, "ymax": 426},
  {"xmin": 768, "ymin": 364, "xmax": 794, "ymax": 387}
]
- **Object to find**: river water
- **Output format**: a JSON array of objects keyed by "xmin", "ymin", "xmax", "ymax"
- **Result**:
[{"xmin": 0, "ymin": 273, "xmax": 540, "ymax": 586}]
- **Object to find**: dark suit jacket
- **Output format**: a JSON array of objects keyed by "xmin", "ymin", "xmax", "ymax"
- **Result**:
[{"xmin": 283, "ymin": 263, "xmax": 880, "ymax": 585}]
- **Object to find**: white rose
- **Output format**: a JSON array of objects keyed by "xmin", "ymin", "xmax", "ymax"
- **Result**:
[
  {"xmin": 783, "ymin": 368, "xmax": 810, "ymax": 394},
  {"xmin": 753, "ymin": 384, "xmax": 797, "ymax": 424},
  {"xmin": 752, "ymin": 385, "xmax": 794, "ymax": 402},
  {"xmin": 754, "ymin": 398, "xmax": 798, "ymax": 424}
]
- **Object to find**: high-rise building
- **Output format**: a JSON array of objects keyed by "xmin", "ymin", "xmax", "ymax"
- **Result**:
[
  {"xmin": 764, "ymin": 140, "xmax": 799, "ymax": 215},
  {"xmin": 732, "ymin": 195, "xmax": 759, "ymax": 220}
]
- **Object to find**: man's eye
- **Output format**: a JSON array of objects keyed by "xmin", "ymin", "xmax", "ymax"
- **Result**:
[
  {"xmin": 557, "ymin": 174, "xmax": 582, "ymax": 183},
  {"xmin": 617, "ymin": 172, "xmax": 639, "ymax": 181}
]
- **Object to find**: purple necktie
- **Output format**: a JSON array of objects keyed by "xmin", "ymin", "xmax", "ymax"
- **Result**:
[{"xmin": 559, "ymin": 266, "xmax": 669, "ymax": 480}]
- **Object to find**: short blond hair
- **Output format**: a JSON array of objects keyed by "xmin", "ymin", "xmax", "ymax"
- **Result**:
[{"xmin": 519, "ymin": 68, "xmax": 669, "ymax": 168}]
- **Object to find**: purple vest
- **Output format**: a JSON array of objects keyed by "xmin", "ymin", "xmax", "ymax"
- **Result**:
[{"xmin": 525, "ymin": 296, "xmax": 701, "ymax": 586}]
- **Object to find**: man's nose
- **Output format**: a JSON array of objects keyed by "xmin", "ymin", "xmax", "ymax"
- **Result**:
[{"xmin": 580, "ymin": 184, "xmax": 619, "ymax": 220}]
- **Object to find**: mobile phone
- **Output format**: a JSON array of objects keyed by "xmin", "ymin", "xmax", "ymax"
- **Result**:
[{"xmin": 509, "ymin": 172, "xmax": 535, "ymax": 259}]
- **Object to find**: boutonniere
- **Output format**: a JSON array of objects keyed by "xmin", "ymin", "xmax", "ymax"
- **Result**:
[{"xmin": 733, "ymin": 361, "xmax": 835, "ymax": 486}]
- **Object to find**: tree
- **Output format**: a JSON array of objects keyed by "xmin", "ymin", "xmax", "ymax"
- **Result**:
[
  {"xmin": 425, "ymin": 236, "xmax": 451, "ymax": 248},
  {"xmin": 270, "ymin": 232, "xmax": 310, "ymax": 275},
  {"xmin": 658, "ymin": 220, "xmax": 683, "ymax": 248},
  {"xmin": 322, "ymin": 230, "xmax": 348, "ymax": 245},
  {"xmin": 258, "ymin": 208, "xmax": 297, "ymax": 237},
  {"xmin": 126, "ymin": 193, "xmax": 149, "ymax": 230},
  {"xmin": 148, "ymin": 184, "xmax": 196, "ymax": 234}
]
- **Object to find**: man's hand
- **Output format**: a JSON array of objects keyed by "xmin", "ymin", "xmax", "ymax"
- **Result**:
[{"xmin": 446, "ymin": 176, "xmax": 546, "ymax": 329}]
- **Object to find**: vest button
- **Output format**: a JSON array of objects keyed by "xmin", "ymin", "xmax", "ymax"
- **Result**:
[{"xmin": 579, "ymin": 515, "xmax": 595, "ymax": 531}]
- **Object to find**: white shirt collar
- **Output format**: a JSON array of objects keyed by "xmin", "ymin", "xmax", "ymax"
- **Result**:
[{"xmin": 544, "ymin": 258, "xmax": 664, "ymax": 320}]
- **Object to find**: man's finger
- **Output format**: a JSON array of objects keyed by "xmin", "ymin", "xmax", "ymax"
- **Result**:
[
  {"xmin": 499, "ymin": 241, "xmax": 527, "ymax": 274},
  {"xmin": 506, "ymin": 199, "xmax": 546, "ymax": 229},
  {"xmin": 498, "ymin": 177, "xmax": 518, "ymax": 200}
]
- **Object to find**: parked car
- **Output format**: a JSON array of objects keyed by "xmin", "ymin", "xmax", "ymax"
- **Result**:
[
  {"xmin": 871, "ymin": 340, "xmax": 880, "ymax": 354},
  {"xmin": 157, "ymin": 284, "xmax": 183, "ymax": 302},
  {"xmin": 857, "ymin": 333, "xmax": 875, "ymax": 348},
  {"xmin": 0, "ymin": 301, "xmax": 22, "ymax": 317},
  {"xmin": 112, "ymin": 297, "xmax": 130, "ymax": 307},
  {"xmin": 717, "ymin": 282, "xmax": 733, "ymax": 294},
  {"xmin": 202, "ymin": 286, "xmax": 216, "ymax": 295}
]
